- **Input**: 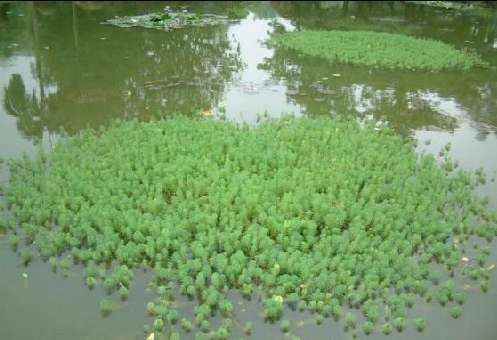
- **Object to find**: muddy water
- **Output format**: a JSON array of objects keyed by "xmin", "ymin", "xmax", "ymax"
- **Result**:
[{"xmin": 1, "ymin": 2, "xmax": 497, "ymax": 339}]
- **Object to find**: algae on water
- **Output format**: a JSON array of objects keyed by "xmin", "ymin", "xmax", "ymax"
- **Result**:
[
  {"xmin": 272, "ymin": 30, "xmax": 487, "ymax": 71},
  {"xmin": 2, "ymin": 117, "xmax": 496, "ymax": 337}
]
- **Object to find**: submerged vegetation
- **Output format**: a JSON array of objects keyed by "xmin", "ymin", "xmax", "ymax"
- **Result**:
[
  {"xmin": 1, "ymin": 116, "xmax": 496, "ymax": 337},
  {"xmin": 272, "ymin": 30, "xmax": 487, "ymax": 71}
]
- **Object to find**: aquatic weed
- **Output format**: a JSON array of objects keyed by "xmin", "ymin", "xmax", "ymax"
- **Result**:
[
  {"xmin": 86, "ymin": 276, "xmax": 97, "ymax": 290},
  {"xmin": 243, "ymin": 321, "xmax": 252, "ymax": 335},
  {"xmin": 181, "ymin": 318, "xmax": 193, "ymax": 332},
  {"xmin": 280, "ymin": 319, "xmax": 290, "ymax": 333},
  {"xmin": 362, "ymin": 321, "xmax": 374, "ymax": 335},
  {"xmin": 382, "ymin": 323, "xmax": 393, "ymax": 335},
  {"xmin": 119, "ymin": 286, "xmax": 129, "ymax": 301},
  {"xmin": 2, "ymin": 116, "xmax": 496, "ymax": 337},
  {"xmin": 414, "ymin": 318, "xmax": 426, "ymax": 332},
  {"xmin": 100, "ymin": 299, "xmax": 113, "ymax": 317},
  {"xmin": 272, "ymin": 30, "xmax": 486, "ymax": 71},
  {"xmin": 20, "ymin": 248, "xmax": 32, "ymax": 266},
  {"xmin": 104, "ymin": 11, "xmax": 235, "ymax": 31},
  {"xmin": 450, "ymin": 306, "xmax": 462, "ymax": 319}
]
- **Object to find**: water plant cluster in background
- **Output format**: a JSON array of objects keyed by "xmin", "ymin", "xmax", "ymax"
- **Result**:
[
  {"xmin": 272, "ymin": 30, "xmax": 487, "ymax": 71},
  {"xmin": 407, "ymin": 1, "xmax": 495, "ymax": 16},
  {"xmin": 1, "ymin": 117, "xmax": 496, "ymax": 339},
  {"xmin": 104, "ymin": 10, "xmax": 236, "ymax": 31}
]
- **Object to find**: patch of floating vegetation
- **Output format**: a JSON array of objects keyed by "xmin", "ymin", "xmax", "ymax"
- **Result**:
[
  {"xmin": 272, "ymin": 30, "xmax": 487, "ymax": 71},
  {"xmin": 1, "ymin": 116, "xmax": 496, "ymax": 337},
  {"xmin": 100, "ymin": 299, "xmax": 113, "ymax": 318},
  {"xmin": 103, "ymin": 10, "xmax": 236, "ymax": 31}
]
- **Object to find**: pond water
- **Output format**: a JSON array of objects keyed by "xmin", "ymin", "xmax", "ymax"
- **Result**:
[{"xmin": 0, "ymin": 1, "xmax": 497, "ymax": 340}]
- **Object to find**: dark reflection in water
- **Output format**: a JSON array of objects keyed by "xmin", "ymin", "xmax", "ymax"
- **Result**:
[
  {"xmin": 260, "ymin": 47, "xmax": 497, "ymax": 136},
  {"xmin": 272, "ymin": 1, "xmax": 497, "ymax": 53},
  {"xmin": 1, "ymin": 1, "xmax": 243, "ymax": 139},
  {"xmin": 265, "ymin": 1, "xmax": 497, "ymax": 137},
  {"xmin": 2, "ymin": 1, "xmax": 497, "ymax": 141}
]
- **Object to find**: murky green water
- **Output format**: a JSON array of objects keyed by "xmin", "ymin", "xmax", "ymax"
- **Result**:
[{"xmin": 1, "ymin": 1, "xmax": 497, "ymax": 339}]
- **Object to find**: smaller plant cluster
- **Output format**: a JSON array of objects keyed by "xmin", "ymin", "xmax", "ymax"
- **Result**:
[
  {"xmin": 104, "ymin": 11, "xmax": 235, "ymax": 31},
  {"xmin": 408, "ymin": 0, "xmax": 493, "ymax": 16},
  {"xmin": 272, "ymin": 30, "xmax": 487, "ymax": 71}
]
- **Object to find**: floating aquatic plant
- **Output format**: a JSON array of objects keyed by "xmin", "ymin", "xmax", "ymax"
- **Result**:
[
  {"xmin": 345, "ymin": 312, "xmax": 357, "ymax": 330},
  {"xmin": 272, "ymin": 30, "xmax": 486, "ymax": 71},
  {"xmin": 2, "ymin": 116, "xmax": 496, "ymax": 337},
  {"xmin": 100, "ymin": 299, "xmax": 113, "ymax": 317},
  {"xmin": 86, "ymin": 276, "xmax": 97, "ymax": 290},
  {"xmin": 0, "ymin": 216, "xmax": 6, "ymax": 235},
  {"xmin": 146, "ymin": 302, "xmax": 156, "ymax": 316},
  {"xmin": 315, "ymin": 314, "xmax": 324, "ymax": 325},
  {"xmin": 263, "ymin": 297, "xmax": 283, "ymax": 321},
  {"xmin": 20, "ymin": 248, "xmax": 32, "ymax": 266},
  {"xmin": 243, "ymin": 321, "xmax": 252, "ymax": 335},
  {"xmin": 363, "ymin": 321, "xmax": 374, "ymax": 335},
  {"xmin": 280, "ymin": 319, "xmax": 290, "ymax": 333},
  {"xmin": 393, "ymin": 317, "xmax": 406, "ymax": 332},
  {"xmin": 200, "ymin": 319, "xmax": 210, "ymax": 333},
  {"xmin": 407, "ymin": 0, "xmax": 494, "ymax": 17},
  {"xmin": 480, "ymin": 280, "xmax": 489, "ymax": 293},
  {"xmin": 48, "ymin": 256, "xmax": 57, "ymax": 272},
  {"xmin": 382, "ymin": 322, "xmax": 393, "ymax": 335},
  {"xmin": 414, "ymin": 318, "xmax": 426, "ymax": 332},
  {"xmin": 9, "ymin": 234, "xmax": 19, "ymax": 251},
  {"xmin": 450, "ymin": 305, "xmax": 462, "ymax": 319},
  {"xmin": 104, "ymin": 11, "xmax": 235, "ymax": 31},
  {"xmin": 153, "ymin": 318, "xmax": 164, "ymax": 332},
  {"xmin": 59, "ymin": 257, "xmax": 71, "ymax": 272},
  {"xmin": 181, "ymin": 318, "xmax": 193, "ymax": 332},
  {"xmin": 119, "ymin": 286, "xmax": 129, "ymax": 301}
]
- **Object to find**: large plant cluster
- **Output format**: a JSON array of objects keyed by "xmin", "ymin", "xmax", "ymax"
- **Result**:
[
  {"xmin": 272, "ymin": 30, "xmax": 486, "ymax": 71},
  {"xmin": 1, "ymin": 117, "xmax": 495, "ymax": 338}
]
